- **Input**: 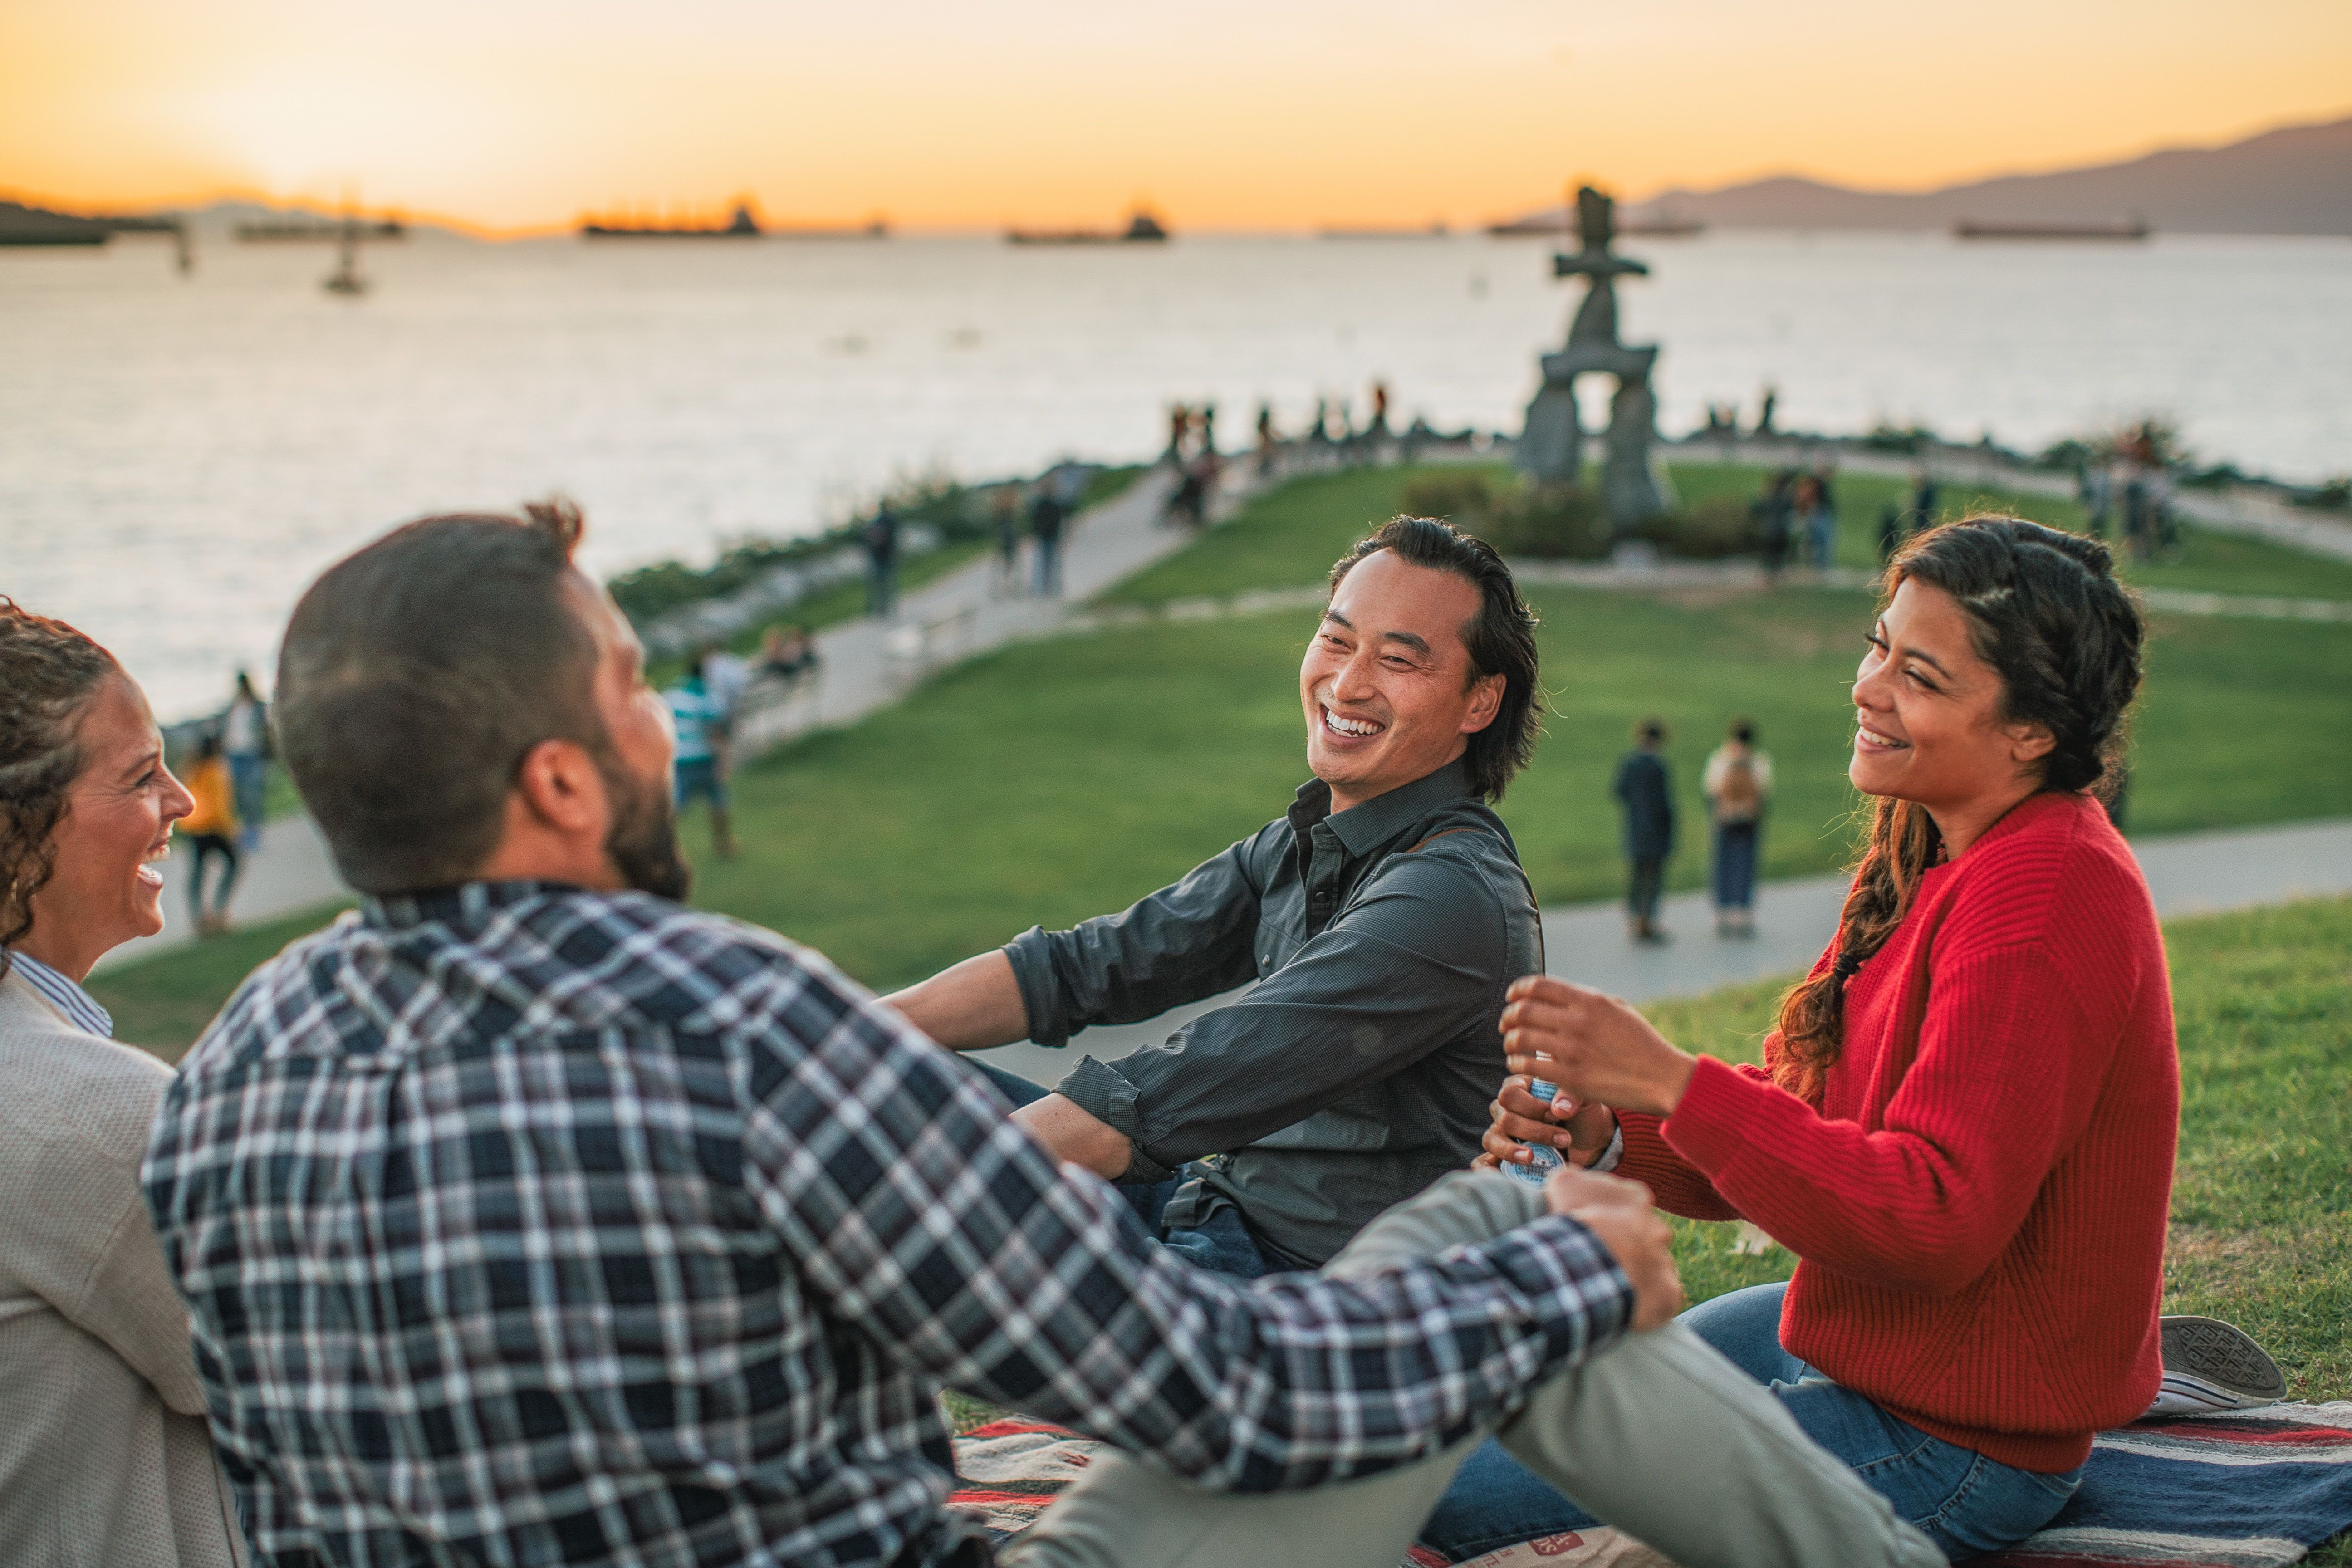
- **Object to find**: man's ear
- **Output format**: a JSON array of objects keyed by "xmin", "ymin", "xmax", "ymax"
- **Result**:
[
  {"xmin": 512, "ymin": 738, "xmax": 610, "ymax": 836},
  {"xmin": 1460, "ymin": 672, "xmax": 1506, "ymax": 736}
]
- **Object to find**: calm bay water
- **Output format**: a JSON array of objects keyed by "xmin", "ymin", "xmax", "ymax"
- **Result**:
[{"xmin": 3, "ymin": 229, "xmax": 2346, "ymax": 720}]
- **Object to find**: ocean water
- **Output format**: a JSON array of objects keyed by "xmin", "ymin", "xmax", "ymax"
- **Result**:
[{"xmin": 3, "ymin": 229, "xmax": 2346, "ymax": 720}]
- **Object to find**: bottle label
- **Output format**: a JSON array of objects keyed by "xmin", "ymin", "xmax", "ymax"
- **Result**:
[{"xmin": 1503, "ymin": 1078, "xmax": 1563, "ymax": 1187}]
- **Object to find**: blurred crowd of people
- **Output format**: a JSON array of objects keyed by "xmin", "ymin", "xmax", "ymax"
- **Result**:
[{"xmin": 2076, "ymin": 438, "xmax": 2181, "ymax": 564}]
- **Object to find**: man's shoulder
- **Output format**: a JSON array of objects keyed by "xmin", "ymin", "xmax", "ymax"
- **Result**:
[
  {"xmin": 190, "ymin": 891, "xmax": 874, "ymax": 1075},
  {"xmin": 1361, "ymin": 802, "xmax": 1533, "ymax": 916}
]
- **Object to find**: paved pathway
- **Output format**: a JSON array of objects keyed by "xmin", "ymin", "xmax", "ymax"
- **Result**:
[
  {"xmin": 969, "ymin": 816, "xmax": 2352, "ymax": 1085},
  {"xmin": 730, "ymin": 468, "xmax": 1198, "ymax": 755}
]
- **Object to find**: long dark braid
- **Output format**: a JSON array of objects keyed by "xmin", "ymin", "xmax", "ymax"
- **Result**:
[
  {"xmin": 1772, "ymin": 517, "xmax": 2145, "ymax": 1102},
  {"xmin": 0, "ymin": 600, "xmax": 119, "ymax": 979}
]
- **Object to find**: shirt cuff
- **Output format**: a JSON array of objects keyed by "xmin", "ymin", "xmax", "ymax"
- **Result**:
[
  {"xmin": 1002, "ymin": 928, "xmax": 1074, "ymax": 1049},
  {"xmin": 1054, "ymin": 1055, "xmax": 1175, "ymax": 1185},
  {"xmin": 1586, "ymin": 1122, "xmax": 1626, "ymax": 1174}
]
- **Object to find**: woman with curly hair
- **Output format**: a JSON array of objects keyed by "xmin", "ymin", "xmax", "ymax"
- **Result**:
[
  {"xmin": 0, "ymin": 599, "xmax": 244, "ymax": 1567},
  {"xmin": 1435, "ymin": 518, "xmax": 2276, "ymax": 1560}
]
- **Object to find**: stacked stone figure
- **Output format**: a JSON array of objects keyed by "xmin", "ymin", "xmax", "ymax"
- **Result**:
[{"xmin": 1518, "ymin": 186, "xmax": 1671, "ymax": 531}]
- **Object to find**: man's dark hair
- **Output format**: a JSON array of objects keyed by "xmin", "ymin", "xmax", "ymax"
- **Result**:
[
  {"xmin": 275, "ymin": 500, "xmax": 602, "ymax": 893},
  {"xmin": 1328, "ymin": 516, "xmax": 1544, "ymax": 801}
]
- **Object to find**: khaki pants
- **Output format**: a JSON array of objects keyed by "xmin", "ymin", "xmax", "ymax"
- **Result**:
[{"xmin": 1003, "ymin": 1172, "xmax": 1941, "ymax": 1568}]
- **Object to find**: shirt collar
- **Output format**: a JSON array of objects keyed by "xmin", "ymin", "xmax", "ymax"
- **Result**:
[
  {"xmin": 6, "ymin": 950, "xmax": 114, "ymax": 1039},
  {"xmin": 361, "ymin": 880, "xmax": 584, "ymax": 932},
  {"xmin": 1288, "ymin": 756, "xmax": 1479, "ymax": 858}
]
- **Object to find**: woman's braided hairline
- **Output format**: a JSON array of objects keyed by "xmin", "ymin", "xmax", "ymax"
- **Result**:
[
  {"xmin": 0, "ymin": 599, "xmax": 119, "ymax": 979},
  {"xmin": 1768, "ymin": 515, "xmax": 2145, "ymax": 1102}
]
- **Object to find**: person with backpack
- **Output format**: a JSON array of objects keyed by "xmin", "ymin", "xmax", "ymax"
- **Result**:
[{"xmin": 1704, "ymin": 719, "xmax": 1773, "ymax": 937}]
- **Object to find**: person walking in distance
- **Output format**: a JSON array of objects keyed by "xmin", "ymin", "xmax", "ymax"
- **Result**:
[
  {"xmin": 1754, "ymin": 471, "xmax": 1796, "ymax": 582},
  {"xmin": 221, "ymin": 669, "xmax": 268, "ymax": 851},
  {"xmin": 1910, "ymin": 465, "xmax": 1940, "ymax": 538},
  {"xmin": 863, "ymin": 500, "xmax": 901, "ymax": 620},
  {"xmin": 992, "ymin": 485, "xmax": 1024, "ymax": 596},
  {"xmin": 1805, "ymin": 464, "xmax": 1839, "ymax": 568},
  {"xmin": 1613, "ymin": 718, "xmax": 1675, "ymax": 943},
  {"xmin": 1703, "ymin": 719, "xmax": 1772, "ymax": 938},
  {"xmin": 1030, "ymin": 481, "xmax": 1067, "ymax": 597},
  {"xmin": 665, "ymin": 651, "xmax": 736, "ymax": 860},
  {"xmin": 177, "ymin": 732, "xmax": 242, "ymax": 935},
  {"xmin": 2080, "ymin": 459, "xmax": 2113, "ymax": 541}
]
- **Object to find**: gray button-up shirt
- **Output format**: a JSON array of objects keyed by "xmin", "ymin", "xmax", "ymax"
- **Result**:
[{"xmin": 1006, "ymin": 758, "xmax": 1542, "ymax": 1269}]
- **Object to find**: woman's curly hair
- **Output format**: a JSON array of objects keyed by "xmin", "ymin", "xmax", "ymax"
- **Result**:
[
  {"xmin": 1771, "ymin": 517, "xmax": 2144, "ymax": 1102},
  {"xmin": 0, "ymin": 600, "xmax": 118, "ymax": 978}
]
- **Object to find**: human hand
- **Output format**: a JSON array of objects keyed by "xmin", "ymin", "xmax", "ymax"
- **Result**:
[
  {"xmin": 1480, "ymin": 1075, "xmax": 1618, "ymax": 1171},
  {"xmin": 1501, "ymin": 975, "xmax": 1699, "ymax": 1118},
  {"xmin": 1542, "ymin": 1164, "xmax": 1681, "ymax": 1332}
]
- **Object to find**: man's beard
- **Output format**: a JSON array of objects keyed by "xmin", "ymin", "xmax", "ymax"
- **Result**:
[{"xmin": 596, "ymin": 751, "xmax": 692, "ymax": 901}]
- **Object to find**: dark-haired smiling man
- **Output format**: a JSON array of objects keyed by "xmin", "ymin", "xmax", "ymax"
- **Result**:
[{"xmin": 889, "ymin": 515, "xmax": 1556, "ymax": 1276}]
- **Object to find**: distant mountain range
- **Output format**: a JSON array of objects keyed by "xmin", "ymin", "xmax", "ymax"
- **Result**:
[{"xmin": 1597, "ymin": 117, "xmax": 2351, "ymax": 236}]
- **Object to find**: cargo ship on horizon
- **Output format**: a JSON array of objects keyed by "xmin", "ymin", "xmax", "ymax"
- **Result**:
[
  {"xmin": 1952, "ymin": 217, "xmax": 2151, "ymax": 241},
  {"xmin": 1006, "ymin": 211, "xmax": 1169, "ymax": 245},
  {"xmin": 581, "ymin": 202, "xmax": 887, "ymax": 239}
]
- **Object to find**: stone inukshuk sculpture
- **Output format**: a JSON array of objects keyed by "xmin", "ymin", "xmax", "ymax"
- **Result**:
[{"xmin": 1518, "ymin": 185, "xmax": 1671, "ymax": 530}]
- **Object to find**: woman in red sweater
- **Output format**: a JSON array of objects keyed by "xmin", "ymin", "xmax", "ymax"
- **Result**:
[{"xmin": 1435, "ymin": 517, "xmax": 2179, "ymax": 1560}]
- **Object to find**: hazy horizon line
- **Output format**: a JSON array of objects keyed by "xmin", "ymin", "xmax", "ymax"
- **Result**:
[{"xmin": 10, "ymin": 104, "xmax": 2345, "ymax": 239}]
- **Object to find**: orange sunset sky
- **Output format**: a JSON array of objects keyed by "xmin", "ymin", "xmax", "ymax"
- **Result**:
[{"xmin": 6, "ymin": 0, "xmax": 2349, "ymax": 232}]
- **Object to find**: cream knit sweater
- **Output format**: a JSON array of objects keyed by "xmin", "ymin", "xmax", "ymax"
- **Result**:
[{"xmin": 0, "ymin": 969, "xmax": 244, "ymax": 1568}]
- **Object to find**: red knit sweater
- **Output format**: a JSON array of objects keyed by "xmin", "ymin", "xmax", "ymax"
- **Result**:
[{"xmin": 1617, "ymin": 791, "xmax": 2179, "ymax": 1472}]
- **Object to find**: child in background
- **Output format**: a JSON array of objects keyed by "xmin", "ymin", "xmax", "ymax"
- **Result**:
[{"xmin": 179, "ymin": 732, "xmax": 240, "ymax": 935}]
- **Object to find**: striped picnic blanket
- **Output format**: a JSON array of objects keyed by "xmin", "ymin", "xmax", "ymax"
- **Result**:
[{"xmin": 948, "ymin": 1402, "xmax": 2352, "ymax": 1567}]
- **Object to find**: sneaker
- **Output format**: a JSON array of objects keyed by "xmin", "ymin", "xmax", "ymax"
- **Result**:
[{"xmin": 2146, "ymin": 1316, "xmax": 2286, "ymax": 1416}]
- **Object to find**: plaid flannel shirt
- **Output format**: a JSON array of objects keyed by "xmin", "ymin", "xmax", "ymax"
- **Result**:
[{"xmin": 142, "ymin": 882, "xmax": 1632, "ymax": 1568}]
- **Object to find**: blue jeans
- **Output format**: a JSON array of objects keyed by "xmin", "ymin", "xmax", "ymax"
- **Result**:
[
  {"xmin": 1810, "ymin": 508, "xmax": 1838, "ymax": 567},
  {"xmin": 1712, "ymin": 820, "xmax": 1760, "ymax": 910},
  {"xmin": 1420, "ymin": 1283, "xmax": 2080, "ymax": 1561},
  {"xmin": 970, "ymin": 1061, "xmax": 1272, "ymax": 1284},
  {"xmin": 228, "ymin": 753, "xmax": 267, "ymax": 847}
]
